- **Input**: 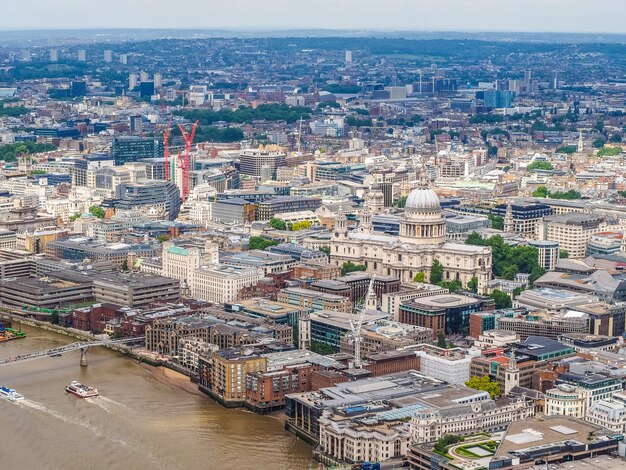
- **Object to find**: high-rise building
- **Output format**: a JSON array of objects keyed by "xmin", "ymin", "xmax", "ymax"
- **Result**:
[
  {"xmin": 49, "ymin": 49, "xmax": 58, "ymax": 62},
  {"xmin": 239, "ymin": 146, "xmax": 287, "ymax": 178},
  {"xmin": 119, "ymin": 54, "xmax": 128, "ymax": 65},
  {"xmin": 128, "ymin": 73, "xmax": 138, "ymax": 91},
  {"xmin": 77, "ymin": 49, "xmax": 86, "ymax": 62},
  {"xmin": 107, "ymin": 180, "xmax": 181, "ymax": 220},
  {"xmin": 111, "ymin": 136, "xmax": 163, "ymax": 165},
  {"xmin": 129, "ymin": 115, "xmax": 143, "ymax": 134},
  {"xmin": 139, "ymin": 71, "xmax": 149, "ymax": 82},
  {"xmin": 153, "ymin": 72, "xmax": 162, "ymax": 88},
  {"xmin": 104, "ymin": 50, "xmax": 113, "ymax": 62},
  {"xmin": 71, "ymin": 81, "xmax": 87, "ymax": 97},
  {"xmin": 345, "ymin": 50, "xmax": 352, "ymax": 63},
  {"xmin": 139, "ymin": 81, "xmax": 155, "ymax": 98}
]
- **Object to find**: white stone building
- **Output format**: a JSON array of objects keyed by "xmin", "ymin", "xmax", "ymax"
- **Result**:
[
  {"xmin": 410, "ymin": 398, "xmax": 535, "ymax": 443},
  {"xmin": 330, "ymin": 187, "xmax": 492, "ymax": 293},
  {"xmin": 192, "ymin": 264, "xmax": 261, "ymax": 303}
]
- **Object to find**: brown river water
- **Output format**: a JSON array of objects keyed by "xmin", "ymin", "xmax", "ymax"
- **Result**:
[{"xmin": 0, "ymin": 325, "xmax": 315, "ymax": 470}]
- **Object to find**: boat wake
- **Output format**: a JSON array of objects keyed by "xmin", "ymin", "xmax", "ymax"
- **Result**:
[
  {"xmin": 18, "ymin": 399, "xmax": 101, "ymax": 436},
  {"xmin": 87, "ymin": 396, "xmax": 132, "ymax": 414}
]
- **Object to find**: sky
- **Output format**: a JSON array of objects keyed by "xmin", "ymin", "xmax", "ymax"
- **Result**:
[{"xmin": 2, "ymin": 0, "xmax": 626, "ymax": 33}]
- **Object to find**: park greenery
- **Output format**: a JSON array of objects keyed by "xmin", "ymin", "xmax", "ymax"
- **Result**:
[
  {"xmin": 527, "ymin": 161, "xmax": 553, "ymax": 171},
  {"xmin": 268, "ymin": 218, "xmax": 313, "ymax": 231},
  {"xmin": 248, "ymin": 236, "xmax": 278, "ymax": 250},
  {"xmin": 597, "ymin": 146, "xmax": 623, "ymax": 157},
  {"xmin": 413, "ymin": 272, "xmax": 426, "ymax": 283},
  {"xmin": 156, "ymin": 235, "xmax": 169, "ymax": 243},
  {"xmin": 434, "ymin": 435, "xmax": 462, "ymax": 455},
  {"xmin": 465, "ymin": 376, "xmax": 501, "ymax": 399},
  {"xmin": 346, "ymin": 116, "xmax": 373, "ymax": 128},
  {"xmin": 269, "ymin": 218, "xmax": 287, "ymax": 230},
  {"xmin": 555, "ymin": 145, "xmax": 577, "ymax": 154},
  {"xmin": 531, "ymin": 186, "xmax": 581, "ymax": 200},
  {"xmin": 340, "ymin": 261, "xmax": 367, "ymax": 276},
  {"xmin": 170, "ymin": 125, "xmax": 243, "ymax": 143},
  {"xmin": 176, "ymin": 103, "xmax": 311, "ymax": 125},
  {"xmin": 69, "ymin": 213, "xmax": 81, "ymax": 222},
  {"xmin": 0, "ymin": 106, "xmax": 29, "ymax": 117},
  {"xmin": 310, "ymin": 340, "xmax": 335, "ymax": 355},
  {"xmin": 0, "ymin": 142, "xmax": 56, "ymax": 162},
  {"xmin": 465, "ymin": 233, "xmax": 546, "ymax": 284}
]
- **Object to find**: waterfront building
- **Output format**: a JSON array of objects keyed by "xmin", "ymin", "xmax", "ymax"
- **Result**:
[{"xmin": 199, "ymin": 347, "xmax": 268, "ymax": 406}]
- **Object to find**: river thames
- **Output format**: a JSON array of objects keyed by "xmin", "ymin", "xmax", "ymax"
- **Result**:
[{"xmin": 0, "ymin": 325, "xmax": 315, "ymax": 470}]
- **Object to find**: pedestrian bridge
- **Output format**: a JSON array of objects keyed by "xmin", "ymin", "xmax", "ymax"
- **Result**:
[{"xmin": 0, "ymin": 337, "xmax": 144, "ymax": 367}]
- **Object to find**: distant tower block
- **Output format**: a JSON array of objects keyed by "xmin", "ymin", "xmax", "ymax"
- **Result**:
[
  {"xmin": 120, "ymin": 54, "xmax": 128, "ymax": 65},
  {"xmin": 345, "ymin": 50, "xmax": 353, "ymax": 64},
  {"xmin": 577, "ymin": 130, "xmax": 584, "ymax": 153},
  {"xmin": 104, "ymin": 50, "xmax": 113, "ymax": 63},
  {"xmin": 49, "ymin": 49, "xmax": 58, "ymax": 62},
  {"xmin": 77, "ymin": 49, "xmax": 87, "ymax": 62}
]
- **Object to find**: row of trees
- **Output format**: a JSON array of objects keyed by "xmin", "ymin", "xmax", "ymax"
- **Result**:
[
  {"xmin": 0, "ymin": 142, "xmax": 56, "ymax": 162},
  {"xmin": 532, "ymin": 186, "xmax": 582, "ymax": 200},
  {"xmin": 177, "ymin": 103, "xmax": 311, "ymax": 125},
  {"xmin": 268, "ymin": 218, "xmax": 312, "ymax": 231},
  {"xmin": 248, "ymin": 236, "xmax": 278, "ymax": 251}
]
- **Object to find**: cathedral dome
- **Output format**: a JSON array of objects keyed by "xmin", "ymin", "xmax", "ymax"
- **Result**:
[{"xmin": 404, "ymin": 188, "xmax": 441, "ymax": 212}]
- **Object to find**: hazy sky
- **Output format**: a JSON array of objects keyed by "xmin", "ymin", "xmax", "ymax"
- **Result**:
[{"xmin": 2, "ymin": 0, "xmax": 625, "ymax": 33}]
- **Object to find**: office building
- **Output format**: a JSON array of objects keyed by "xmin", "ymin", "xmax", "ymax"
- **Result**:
[
  {"xmin": 239, "ymin": 146, "xmax": 286, "ymax": 179},
  {"xmin": 529, "ymin": 240, "xmax": 560, "ymax": 271},
  {"xmin": 192, "ymin": 265, "xmax": 261, "ymax": 304},
  {"xmin": 105, "ymin": 180, "xmax": 181, "ymax": 220},
  {"xmin": 111, "ymin": 137, "xmax": 163, "ymax": 165},
  {"xmin": 77, "ymin": 49, "xmax": 86, "ymax": 62},
  {"xmin": 104, "ymin": 50, "xmax": 113, "ymax": 62}
]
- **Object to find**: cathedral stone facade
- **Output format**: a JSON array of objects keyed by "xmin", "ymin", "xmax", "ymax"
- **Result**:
[{"xmin": 330, "ymin": 187, "xmax": 492, "ymax": 293}]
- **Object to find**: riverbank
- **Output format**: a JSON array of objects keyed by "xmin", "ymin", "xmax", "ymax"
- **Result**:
[{"xmin": 139, "ymin": 362, "xmax": 203, "ymax": 396}]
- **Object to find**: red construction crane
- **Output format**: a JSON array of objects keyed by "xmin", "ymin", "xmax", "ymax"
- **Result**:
[
  {"xmin": 177, "ymin": 120, "xmax": 199, "ymax": 202},
  {"xmin": 163, "ymin": 115, "xmax": 173, "ymax": 181}
]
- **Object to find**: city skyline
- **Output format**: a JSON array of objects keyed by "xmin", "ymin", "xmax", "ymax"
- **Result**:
[{"xmin": 3, "ymin": 0, "xmax": 626, "ymax": 34}]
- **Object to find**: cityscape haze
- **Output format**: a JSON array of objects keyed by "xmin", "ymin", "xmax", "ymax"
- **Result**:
[{"xmin": 3, "ymin": 2, "xmax": 626, "ymax": 470}]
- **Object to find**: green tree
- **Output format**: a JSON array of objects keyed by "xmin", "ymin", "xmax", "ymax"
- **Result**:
[
  {"xmin": 156, "ymin": 235, "xmax": 169, "ymax": 243},
  {"xmin": 597, "ymin": 146, "xmax": 622, "ymax": 157},
  {"xmin": 291, "ymin": 220, "xmax": 312, "ymax": 231},
  {"xmin": 490, "ymin": 289, "xmax": 512, "ymax": 309},
  {"xmin": 268, "ymin": 218, "xmax": 287, "ymax": 230},
  {"xmin": 560, "ymin": 249, "xmax": 569, "ymax": 259},
  {"xmin": 341, "ymin": 261, "xmax": 367, "ymax": 276},
  {"xmin": 501, "ymin": 264, "xmax": 519, "ymax": 280},
  {"xmin": 434, "ymin": 435, "xmax": 462, "ymax": 454},
  {"xmin": 467, "ymin": 276, "xmax": 479, "ymax": 294},
  {"xmin": 121, "ymin": 259, "xmax": 129, "ymax": 271},
  {"xmin": 396, "ymin": 195, "xmax": 408, "ymax": 208},
  {"xmin": 50, "ymin": 311, "xmax": 59, "ymax": 325},
  {"xmin": 430, "ymin": 259, "xmax": 444, "ymax": 285},
  {"xmin": 69, "ymin": 213, "xmax": 81, "ymax": 222},
  {"xmin": 310, "ymin": 340, "xmax": 335, "ymax": 355},
  {"xmin": 465, "ymin": 375, "xmax": 501, "ymax": 399},
  {"xmin": 248, "ymin": 236, "xmax": 278, "ymax": 250},
  {"xmin": 437, "ymin": 331, "xmax": 447, "ymax": 348},
  {"xmin": 414, "ymin": 272, "xmax": 426, "ymax": 283},
  {"xmin": 555, "ymin": 145, "xmax": 577, "ymax": 154},
  {"xmin": 439, "ymin": 279, "xmax": 463, "ymax": 292},
  {"xmin": 593, "ymin": 138, "xmax": 606, "ymax": 148},
  {"xmin": 488, "ymin": 214, "xmax": 504, "ymax": 230},
  {"xmin": 532, "ymin": 186, "xmax": 549, "ymax": 198},
  {"xmin": 527, "ymin": 161, "xmax": 553, "ymax": 171},
  {"xmin": 319, "ymin": 246, "xmax": 331, "ymax": 256},
  {"xmin": 89, "ymin": 205, "xmax": 105, "ymax": 218}
]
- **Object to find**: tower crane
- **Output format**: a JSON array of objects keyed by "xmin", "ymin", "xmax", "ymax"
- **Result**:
[
  {"xmin": 177, "ymin": 120, "xmax": 199, "ymax": 202},
  {"xmin": 347, "ymin": 277, "xmax": 376, "ymax": 369},
  {"xmin": 163, "ymin": 114, "xmax": 172, "ymax": 181}
]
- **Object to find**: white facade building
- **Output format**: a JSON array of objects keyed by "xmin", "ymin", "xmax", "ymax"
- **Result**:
[{"xmin": 192, "ymin": 265, "xmax": 262, "ymax": 303}]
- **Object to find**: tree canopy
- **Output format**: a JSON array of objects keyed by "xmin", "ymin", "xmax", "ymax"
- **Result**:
[
  {"xmin": 430, "ymin": 259, "xmax": 444, "ymax": 285},
  {"xmin": 465, "ymin": 233, "xmax": 546, "ymax": 284},
  {"xmin": 176, "ymin": 103, "xmax": 311, "ymax": 125},
  {"xmin": 291, "ymin": 220, "xmax": 312, "ymax": 231},
  {"xmin": 341, "ymin": 261, "xmax": 367, "ymax": 276},
  {"xmin": 527, "ymin": 161, "xmax": 553, "ymax": 171},
  {"xmin": 89, "ymin": 205, "xmax": 105, "ymax": 219},
  {"xmin": 490, "ymin": 289, "xmax": 512, "ymax": 309},
  {"xmin": 248, "ymin": 236, "xmax": 278, "ymax": 250},
  {"xmin": 465, "ymin": 375, "xmax": 501, "ymax": 399},
  {"xmin": 268, "ymin": 218, "xmax": 287, "ymax": 230}
]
